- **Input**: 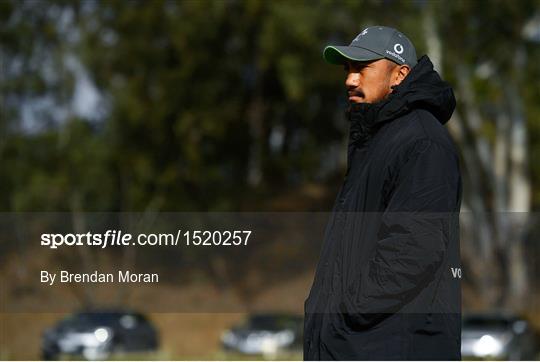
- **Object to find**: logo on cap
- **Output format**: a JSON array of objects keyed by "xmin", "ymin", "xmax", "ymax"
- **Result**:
[
  {"xmin": 352, "ymin": 28, "xmax": 368, "ymax": 42},
  {"xmin": 394, "ymin": 43, "xmax": 404, "ymax": 54}
]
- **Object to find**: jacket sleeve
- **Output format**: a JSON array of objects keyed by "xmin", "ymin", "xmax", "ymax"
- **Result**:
[{"xmin": 341, "ymin": 138, "xmax": 461, "ymax": 328}]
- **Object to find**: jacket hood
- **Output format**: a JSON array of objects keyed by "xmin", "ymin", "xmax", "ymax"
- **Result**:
[{"xmin": 347, "ymin": 55, "xmax": 456, "ymax": 145}]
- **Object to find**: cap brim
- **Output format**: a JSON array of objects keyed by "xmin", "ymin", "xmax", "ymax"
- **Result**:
[{"xmin": 323, "ymin": 45, "xmax": 383, "ymax": 65}]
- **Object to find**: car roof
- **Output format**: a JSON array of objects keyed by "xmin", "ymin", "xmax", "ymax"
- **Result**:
[{"xmin": 462, "ymin": 311, "xmax": 521, "ymax": 322}]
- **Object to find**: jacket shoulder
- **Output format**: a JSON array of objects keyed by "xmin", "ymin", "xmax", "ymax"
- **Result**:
[{"xmin": 386, "ymin": 109, "xmax": 458, "ymax": 155}]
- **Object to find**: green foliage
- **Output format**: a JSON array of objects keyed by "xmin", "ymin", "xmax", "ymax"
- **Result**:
[{"xmin": 1, "ymin": 0, "xmax": 539, "ymax": 212}]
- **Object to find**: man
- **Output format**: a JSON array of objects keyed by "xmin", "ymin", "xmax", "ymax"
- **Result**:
[{"xmin": 304, "ymin": 26, "xmax": 462, "ymax": 360}]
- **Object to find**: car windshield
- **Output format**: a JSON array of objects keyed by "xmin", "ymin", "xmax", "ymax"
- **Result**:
[
  {"xmin": 64, "ymin": 312, "xmax": 132, "ymax": 326},
  {"xmin": 463, "ymin": 316, "xmax": 513, "ymax": 330},
  {"xmin": 247, "ymin": 315, "xmax": 300, "ymax": 331}
]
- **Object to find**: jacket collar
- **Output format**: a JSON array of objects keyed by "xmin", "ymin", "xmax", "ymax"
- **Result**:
[{"xmin": 346, "ymin": 55, "xmax": 456, "ymax": 146}]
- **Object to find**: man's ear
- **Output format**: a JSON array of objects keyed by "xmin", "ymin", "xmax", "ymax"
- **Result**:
[{"xmin": 393, "ymin": 64, "xmax": 411, "ymax": 86}]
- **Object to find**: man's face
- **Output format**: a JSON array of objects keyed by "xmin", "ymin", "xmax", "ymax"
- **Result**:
[{"xmin": 344, "ymin": 59, "xmax": 399, "ymax": 104}]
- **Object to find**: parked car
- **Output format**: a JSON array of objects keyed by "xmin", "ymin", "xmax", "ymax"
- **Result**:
[
  {"xmin": 461, "ymin": 311, "xmax": 538, "ymax": 360},
  {"xmin": 42, "ymin": 309, "xmax": 159, "ymax": 360},
  {"xmin": 221, "ymin": 313, "xmax": 303, "ymax": 357}
]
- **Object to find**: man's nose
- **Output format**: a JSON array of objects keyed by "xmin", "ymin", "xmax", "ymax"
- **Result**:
[{"xmin": 345, "ymin": 72, "xmax": 359, "ymax": 88}]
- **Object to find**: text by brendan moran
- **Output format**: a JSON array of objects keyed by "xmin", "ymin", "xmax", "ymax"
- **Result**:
[{"xmin": 40, "ymin": 270, "xmax": 159, "ymax": 286}]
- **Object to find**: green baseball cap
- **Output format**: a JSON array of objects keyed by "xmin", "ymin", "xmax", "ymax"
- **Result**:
[{"xmin": 323, "ymin": 26, "xmax": 418, "ymax": 67}]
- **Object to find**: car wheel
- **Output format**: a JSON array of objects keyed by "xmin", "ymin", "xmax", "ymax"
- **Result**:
[
  {"xmin": 508, "ymin": 350, "xmax": 521, "ymax": 361},
  {"xmin": 42, "ymin": 350, "xmax": 58, "ymax": 361}
]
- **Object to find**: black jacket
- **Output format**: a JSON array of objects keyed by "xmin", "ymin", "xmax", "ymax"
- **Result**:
[{"xmin": 304, "ymin": 55, "xmax": 462, "ymax": 360}]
